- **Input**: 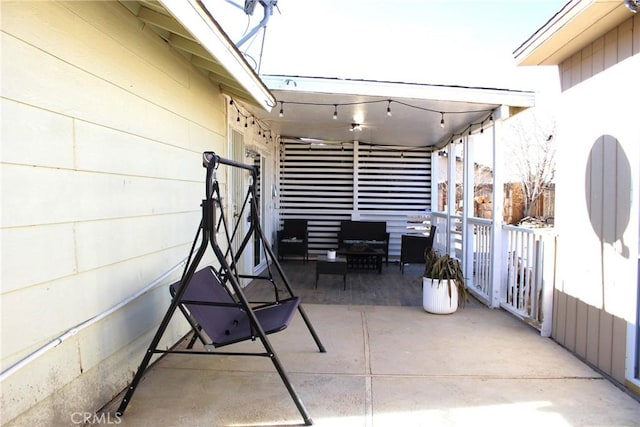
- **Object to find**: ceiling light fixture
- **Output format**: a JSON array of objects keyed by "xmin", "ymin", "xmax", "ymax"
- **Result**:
[
  {"xmin": 333, "ymin": 104, "xmax": 338, "ymax": 120},
  {"xmin": 279, "ymin": 101, "xmax": 284, "ymax": 117},
  {"xmin": 350, "ymin": 123, "xmax": 363, "ymax": 132},
  {"xmin": 386, "ymin": 100, "xmax": 392, "ymax": 117}
]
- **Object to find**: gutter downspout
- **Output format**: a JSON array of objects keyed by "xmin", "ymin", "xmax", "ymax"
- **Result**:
[{"xmin": 0, "ymin": 258, "xmax": 188, "ymax": 382}]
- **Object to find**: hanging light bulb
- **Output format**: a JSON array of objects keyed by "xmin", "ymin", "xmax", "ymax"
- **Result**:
[
  {"xmin": 278, "ymin": 101, "xmax": 284, "ymax": 117},
  {"xmin": 386, "ymin": 100, "xmax": 392, "ymax": 117},
  {"xmin": 333, "ymin": 104, "xmax": 338, "ymax": 120},
  {"xmin": 440, "ymin": 112, "xmax": 445, "ymax": 128}
]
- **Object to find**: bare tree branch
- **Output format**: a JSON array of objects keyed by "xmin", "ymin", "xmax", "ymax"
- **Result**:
[{"xmin": 505, "ymin": 110, "xmax": 556, "ymax": 218}]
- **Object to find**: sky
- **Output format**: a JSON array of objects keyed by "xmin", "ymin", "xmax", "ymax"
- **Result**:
[{"xmin": 209, "ymin": 0, "xmax": 568, "ymax": 96}]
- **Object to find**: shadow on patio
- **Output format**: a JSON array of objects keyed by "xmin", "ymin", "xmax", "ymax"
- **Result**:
[{"xmin": 104, "ymin": 261, "xmax": 640, "ymax": 426}]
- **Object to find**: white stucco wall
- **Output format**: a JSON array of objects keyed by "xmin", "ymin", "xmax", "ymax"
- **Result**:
[{"xmin": 1, "ymin": 1, "xmax": 233, "ymax": 424}]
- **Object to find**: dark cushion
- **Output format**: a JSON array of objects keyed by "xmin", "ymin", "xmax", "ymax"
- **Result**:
[
  {"xmin": 170, "ymin": 267, "xmax": 299, "ymax": 347},
  {"xmin": 339, "ymin": 220, "xmax": 386, "ymax": 240}
]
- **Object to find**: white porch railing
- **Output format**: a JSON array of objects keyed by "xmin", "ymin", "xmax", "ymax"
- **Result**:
[
  {"xmin": 501, "ymin": 226, "xmax": 556, "ymax": 336},
  {"xmin": 428, "ymin": 212, "xmax": 556, "ymax": 336},
  {"xmin": 468, "ymin": 218, "xmax": 493, "ymax": 301}
]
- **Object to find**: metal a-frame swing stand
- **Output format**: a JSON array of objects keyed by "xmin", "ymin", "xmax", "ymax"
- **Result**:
[{"xmin": 116, "ymin": 152, "xmax": 326, "ymax": 425}]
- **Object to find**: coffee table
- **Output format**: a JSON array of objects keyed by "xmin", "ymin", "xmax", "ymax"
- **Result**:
[
  {"xmin": 315, "ymin": 255, "xmax": 347, "ymax": 290},
  {"xmin": 337, "ymin": 245, "xmax": 384, "ymax": 274}
]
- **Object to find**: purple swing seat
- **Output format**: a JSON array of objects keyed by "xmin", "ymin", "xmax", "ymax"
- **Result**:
[{"xmin": 170, "ymin": 266, "xmax": 300, "ymax": 347}]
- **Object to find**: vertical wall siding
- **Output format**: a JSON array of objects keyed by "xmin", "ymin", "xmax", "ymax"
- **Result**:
[
  {"xmin": 278, "ymin": 141, "xmax": 432, "ymax": 255},
  {"xmin": 554, "ymin": 13, "xmax": 638, "ymax": 389},
  {"xmin": 1, "ymin": 1, "xmax": 226, "ymax": 424},
  {"xmin": 560, "ymin": 13, "xmax": 639, "ymax": 92},
  {"xmin": 553, "ymin": 290, "xmax": 627, "ymax": 385}
]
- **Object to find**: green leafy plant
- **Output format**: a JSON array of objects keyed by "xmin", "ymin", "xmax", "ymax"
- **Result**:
[{"xmin": 423, "ymin": 249, "xmax": 468, "ymax": 307}]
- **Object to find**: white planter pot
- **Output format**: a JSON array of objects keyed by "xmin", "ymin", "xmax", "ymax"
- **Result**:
[{"xmin": 422, "ymin": 277, "xmax": 458, "ymax": 314}]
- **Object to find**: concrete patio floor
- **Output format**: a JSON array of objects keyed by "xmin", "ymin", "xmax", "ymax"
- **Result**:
[{"xmin": 105, "ymin": 299, "xmax": 640, "ymax": 426}]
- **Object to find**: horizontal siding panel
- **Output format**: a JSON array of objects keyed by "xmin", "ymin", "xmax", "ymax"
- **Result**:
[
  {"xmin": 75, "ymin": 211, "xmax": 200, "ymax": 272},
  {"xmin": 0, "ymin": 99, "xmax": 75, "ymax": 169},
  {"xmin": 360, "ymin": 186, "xmax": 429, "ymax": 192},
  {"xmin": 281, "ymin": 172, "xmax": 353, "ymax": 177},
  {"xmin": 359, "ymin": 161, "xmax": 431, "ymax": 167},
  {"xmin": 75, "ymin": 120, "xmax": 203, "ymax": 181},
  {"xmin": 281, "ymin": 194, "xmax": 354, "ymax": 200},
  {"xmin": 279, "ymin": 141, "xmax": 432, "ymax": 252},
  {"xmin": 359, "ymin": 172, "xmax": 430, "ymax": 178},
  {"xmin": 2, "ymin": 0, "xmax": 224, "ymax": 133},
  {"xmin": 280, "ymin": 204, "xmax": 354, "ymax": 210},
  {"xmin": 1, "ymin": 34, "xmax": 191, "ymax": 148},
  {"xmin": 1, "ymin": 244, "xmax": 194, "ymax": 361},
  {"xmin": 281, "ymin": 182, "xmax": 354, "ymax": 188},
  {"xmin": 1, "ymin": 224, "xmax": 77, "ymax": 294},
  {"xmin": 2, "ymin": 164, "xmax": 201, "ymax": 227}
]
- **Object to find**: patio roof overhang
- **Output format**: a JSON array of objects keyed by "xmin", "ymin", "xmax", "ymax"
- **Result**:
[
  {"xmin": 514, "ymin": 0, "xmax": 635, "ymax": 66},
  {"xmin": 122, "ymin": 1, "xmax": 535, "ymax": 149},
  {"xmin": 241, "ymin": 75, "xmax": 535, "ymax": 148}
]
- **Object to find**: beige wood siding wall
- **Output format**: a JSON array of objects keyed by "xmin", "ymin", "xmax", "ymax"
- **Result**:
[
  {"xmin": 1, "ymin": 1, "xmax": 228, "ymax": 424},
  {"xmin": 560, "ymin": 13, "xmax": 640, "ymax": 91},
  {"xmin": 553, "ymin": 13, "xmax": 639, "ymax": 390}
]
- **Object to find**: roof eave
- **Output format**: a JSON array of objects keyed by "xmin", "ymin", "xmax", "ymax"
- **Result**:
[
  {"xmin": 159, "ymin": 0, "xmax": 275, "ymax": 111},
  {"xmin": 262, "ymin": 75, "xmax": 535, "ymax": 108},
  {"xmin": 514, "ymin": 0, "xmax": 635, "ymax": 66}
]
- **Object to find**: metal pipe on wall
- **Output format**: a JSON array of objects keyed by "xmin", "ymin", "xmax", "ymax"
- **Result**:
[{"xmin": 0, "ymin": 258, "xmax": 188, "ymax": 382}]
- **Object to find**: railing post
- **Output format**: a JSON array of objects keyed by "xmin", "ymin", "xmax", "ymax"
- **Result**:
[
  {"xmin": 446, "ymin": 143, "xmax": 456, "ymax": 256},
  {"xmin": 540, "ymin": 232, "xmax": 556, "ymax": 337},
  {"xmin": 490, "ymin": 109, "xmax": 506, "ymax": 308},
  {"xmin": 462, "ymin": 135, "xmax": 474, "ymax": 283}
]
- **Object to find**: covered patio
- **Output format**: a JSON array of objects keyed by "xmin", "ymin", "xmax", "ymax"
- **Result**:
[
  {"xmin": 3, "ymin": 2, "xmax": 638, "ymax": 425},
  {"xmin": 123, "ymin": 0, "xmax": 555, "ymax": 335},
  {"xmin": 238, "ymin": 74, "xmax": 555, "ymax": 335},
  {"xmin": 102, "ymin": 262, "xmax": 640, "ymax": 426}
]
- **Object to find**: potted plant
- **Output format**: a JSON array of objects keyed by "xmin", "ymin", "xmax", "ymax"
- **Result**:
[{"xmin": 422, "ymin": 249, "xmax": 468, "ymax": 314}]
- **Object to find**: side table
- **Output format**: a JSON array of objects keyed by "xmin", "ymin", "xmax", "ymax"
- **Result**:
[{"xmin": 315, "ymin": 255, "xmax": 347, "ymax": 290}]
